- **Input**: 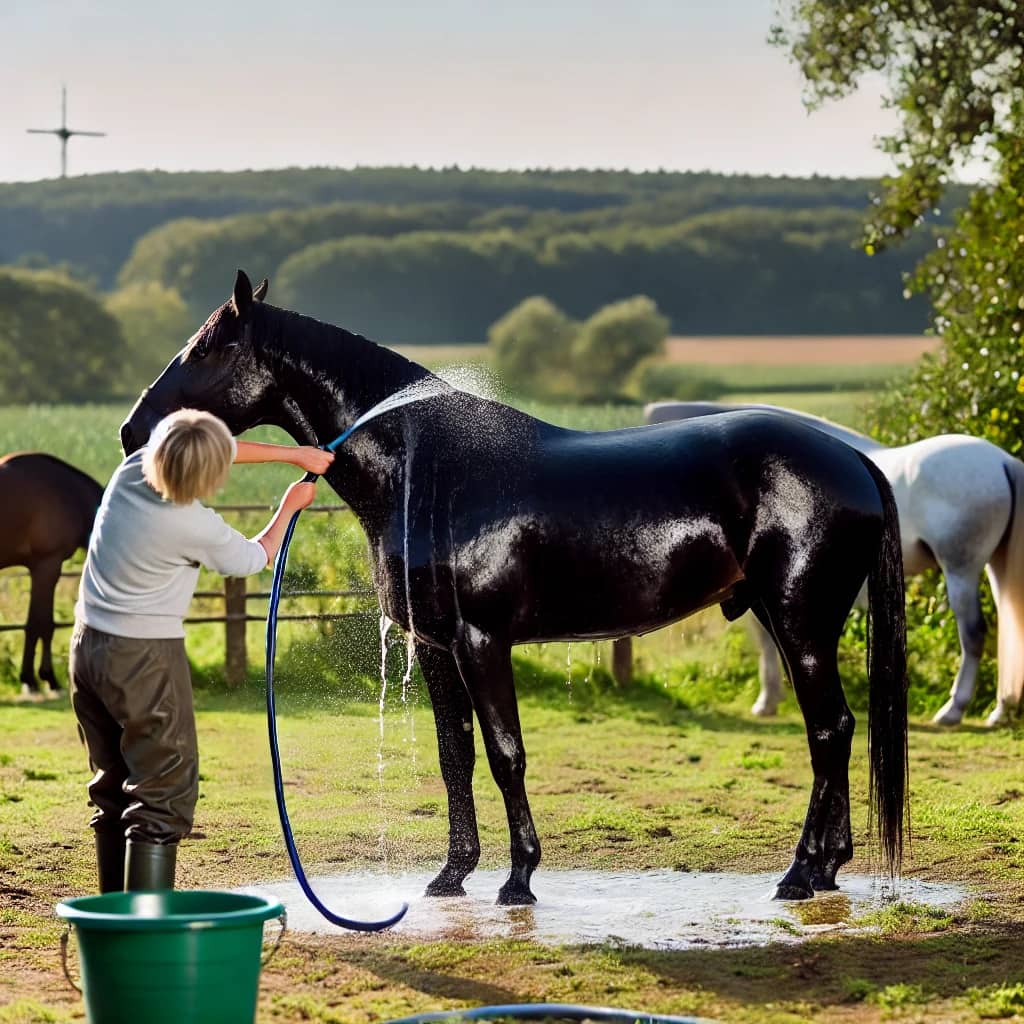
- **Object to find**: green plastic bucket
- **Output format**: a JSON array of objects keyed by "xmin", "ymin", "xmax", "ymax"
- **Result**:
[{"xmin": 56, "ymin": 890, "xmax": 286, "ymax": 1024}]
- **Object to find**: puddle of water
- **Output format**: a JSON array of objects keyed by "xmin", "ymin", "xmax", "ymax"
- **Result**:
[{"xmin": 240, "ymin": 869, "xmax": 966, "ymax": 948}]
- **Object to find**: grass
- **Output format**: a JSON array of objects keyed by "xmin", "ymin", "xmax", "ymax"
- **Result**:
[{"xmin": 1, "ymin": 678, "xmax": 1024, "ymax": 1022}]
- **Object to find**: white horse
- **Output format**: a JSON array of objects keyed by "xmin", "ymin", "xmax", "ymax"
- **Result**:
[{"xmin": 646, "ymin": 401, "xmax": 1024, "ymax": 727}]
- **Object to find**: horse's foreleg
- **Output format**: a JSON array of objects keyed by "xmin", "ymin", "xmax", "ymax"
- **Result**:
[
  {"xmin": 453, "ymin": 626, "xmax": 540, "ymax": 906},
  {"xmin": 933, "ymin": 568, "xmax": 986, "ymax": 726},
  {"xmin": 748, "ymin": 614, "xmax": 784, "ymax": 717},
  {"xmin": 417, "ymin": 642, "xmax": 480, "ymax": 897},
  {"xmin": 756, "ymin": 604, "xmax": 854, "ymax": 900},
  {"xmin": 21, "ymin": 557, "xmax": 61, "ymax": 694}
]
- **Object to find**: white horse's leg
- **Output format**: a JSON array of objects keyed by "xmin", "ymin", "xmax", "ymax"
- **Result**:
[
  {"xmin": 933, "ymin": 568, "xmax": 987, "ymax": 726},
  {"xmin": 749, "ymin": 613, "xmax": 784, "ymax": 716}
]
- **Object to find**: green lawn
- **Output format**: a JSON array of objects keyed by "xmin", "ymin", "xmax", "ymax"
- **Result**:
[{"xmin": 1, "ymin": 683, "xmax": 1022, "ymax": 1023}]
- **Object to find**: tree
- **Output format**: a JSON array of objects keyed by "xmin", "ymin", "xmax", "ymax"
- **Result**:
[
  {"xmin": 572, "ymin": 296, "xmax": 669, "ymax": 401},
  {"xmin": 773, "ymin": 1, "xmax": 1024, "ymax": 448},
  {"xmin": 105, "ymin": 282, "xmax": 196, "ymax": 396},
  {"xmin": 487, "ymin": 296, "xmax": 577, "ymax": 397},
  {"xmin": 0, "ymin": 268, "xmax": 125, "ymax": 403}
]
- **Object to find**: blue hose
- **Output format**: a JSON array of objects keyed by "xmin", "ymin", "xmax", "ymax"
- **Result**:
[
  {"xmin": 265, "ymin": 431, "xmax": 408, "ymax": 931},
  {"xmin": 384, "ymin": 1004, "xmax": 708, "ymax": 1023}
]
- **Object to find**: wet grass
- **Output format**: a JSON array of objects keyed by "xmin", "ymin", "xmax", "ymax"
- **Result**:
[{"xmin": 1, "ymin": 673, "xmax": 1023, "ymax": 1023}]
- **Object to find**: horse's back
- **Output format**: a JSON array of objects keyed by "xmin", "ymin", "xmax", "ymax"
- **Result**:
[{"xmin": 876, "ymin": 435, "xmax": 1014, "ymax": 561}]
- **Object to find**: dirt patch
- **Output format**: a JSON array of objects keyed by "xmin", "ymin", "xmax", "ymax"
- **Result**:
[{"xmin": 665, "ymin": 335, "xmax": 937, "ymax": 366}]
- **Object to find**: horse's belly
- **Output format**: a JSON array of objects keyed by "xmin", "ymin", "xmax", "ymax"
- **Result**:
[{"xmin": 508, "ymin": 523, "xmax": 743, "ymax": 644}]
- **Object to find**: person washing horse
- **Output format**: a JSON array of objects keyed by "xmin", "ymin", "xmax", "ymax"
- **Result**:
[{"xmin": 70, "ymin": 408, "xmax": 332, "ymax": 894}]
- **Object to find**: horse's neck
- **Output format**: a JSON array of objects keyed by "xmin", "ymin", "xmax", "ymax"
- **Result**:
[{"xmin": 263, "ymin": 306, "xmax": 430, "ymax": 523}]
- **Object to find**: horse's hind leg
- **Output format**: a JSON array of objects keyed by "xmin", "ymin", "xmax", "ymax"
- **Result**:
[
  {"xmin": 35, "ymin": 557, "xmax": 66, "ymax": 694},
  {"xmin": 932, "ymin": 566, "xmax": 986, "ymax": 726},
  {"xmin": 417, "ymin": 641, "xmax": 481, "ymax": 897},
  {"xmin": 21, "ymin": 557, "xmax": 62, "ymax": 696},
  {"xmin": 753, "ymin": 600, "xmax": 855, "ymax": 899},
  {"xmin": 452, "ymin": 626, "xmax": 540, "ymax": 906},
  {"xmin": 749, "ymin": 613, "xmax": 785, "ymax": 717}
]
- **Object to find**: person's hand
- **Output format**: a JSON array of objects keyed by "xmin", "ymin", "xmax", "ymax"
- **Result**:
[
  {"xmin": 282, "ymin": 481, "xmax": 317, "ymax": 512},
  {"xmin": 293, "ymin": 446, "xmax": 334, "ymax": 475}
]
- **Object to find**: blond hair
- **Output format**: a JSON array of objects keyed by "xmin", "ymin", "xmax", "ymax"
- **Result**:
[{"xmin": 142, "ymin": 410, "xmax": 235, "ymax": 504}]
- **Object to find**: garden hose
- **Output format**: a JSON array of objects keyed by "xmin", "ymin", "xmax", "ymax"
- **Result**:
[{"xmin": 265, "ymin": 423, "xmax": 408, "ymax": 931}]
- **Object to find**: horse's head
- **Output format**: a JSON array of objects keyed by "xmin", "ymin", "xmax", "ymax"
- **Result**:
[{"xmin": 120, "ymin": 270, "xmax": 274, "ymax": 454}]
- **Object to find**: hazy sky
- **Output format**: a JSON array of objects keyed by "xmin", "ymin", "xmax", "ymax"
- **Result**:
[{"xmin": 3, "ymin": 0, "xmax": 900, "ymax": 182}]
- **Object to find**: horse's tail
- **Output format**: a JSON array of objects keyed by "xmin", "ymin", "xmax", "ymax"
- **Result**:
[
  {"xmin": 857, "ymin": 452, "xmax": 909, "ymax": 876},
  {"xmin": 989, "ymin": 457, "xmax": 1024, "ymax": 712}
]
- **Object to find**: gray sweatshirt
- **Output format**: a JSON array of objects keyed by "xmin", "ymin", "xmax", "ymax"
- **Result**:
[{"xmin": 76, "ymin": 448, "xmax": 268, "ymax": 638}]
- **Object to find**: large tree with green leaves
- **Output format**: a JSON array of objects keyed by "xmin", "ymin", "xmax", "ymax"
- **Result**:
[
  {"xmin": 0, "ymin": 268, "xmax": 126, "ymax": 403},
  {"xmin": 773, "ymin": 1, "xmax": 1024, "ymax": 450}
]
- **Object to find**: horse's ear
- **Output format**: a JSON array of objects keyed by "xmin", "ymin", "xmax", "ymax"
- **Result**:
[
  {"xmin": 253, "ymin": 277, "xmax": 269, "ymax": 303},
  {"xmin": 231, "ymin": 269, "xmax": 253, "ymax": 317}
]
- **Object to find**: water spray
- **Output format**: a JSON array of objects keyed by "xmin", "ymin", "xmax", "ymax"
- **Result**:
[{"xmin": 265, "ymin": 384, "xmax": 447, "ymax": 931}]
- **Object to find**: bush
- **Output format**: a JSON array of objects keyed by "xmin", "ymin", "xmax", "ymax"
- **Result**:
[
  {"xmin": 106, "ymin": 282, "xmax": 195, "ymax": 396},
  {"xmin": 487, "ymin": 296, "xmax": 576, "ymax": 398},
  {"xmin": 572, "ymin": 296, "xmax": 669, "ymax": 401},
  {"xmin": 631, "ymin": 362, "xmax": 726, "ymax": 403}
]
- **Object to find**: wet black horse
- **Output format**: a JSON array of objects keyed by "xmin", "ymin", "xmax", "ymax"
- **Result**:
[
  {"xmin": 0, "ymin": 453, "xmax": 103, "ymax": 697},
  {"xmin": 121, "ymin": 271, "xmax": 908, "ymax": 903}
]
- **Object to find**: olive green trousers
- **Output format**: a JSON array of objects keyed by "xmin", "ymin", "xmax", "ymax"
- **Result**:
[{"xmin": 69, "ymin": 625, "xmax": 198, "ymax": 844}]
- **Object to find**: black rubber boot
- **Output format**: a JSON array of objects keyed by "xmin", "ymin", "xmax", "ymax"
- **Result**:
[
  {"xmin": 94, "ymin": 831, "xmax": 126, "ymax": 894},
  {"xmin": 124, "ymin": 840, "xmax": 177, "ymax": 891}
]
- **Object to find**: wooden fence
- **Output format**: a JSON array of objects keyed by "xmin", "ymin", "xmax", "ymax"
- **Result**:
[{"xmin": 0, "ymin": 502, "xmax": 635, "ymax": 685}]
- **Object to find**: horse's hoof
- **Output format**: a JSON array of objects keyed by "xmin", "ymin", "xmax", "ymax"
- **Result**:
[
  {"xmin": 751, "ymin": 699, "xmax": 778, "ymax": 718},
  {"xmin": 810, "ymin": 870, "xmax": 839, "ymax": 892},
  {"xmin": 425, "ymin": 872, "xmax": 468, "ymax": 898},
  {"xmin": 932, "ymin": 700, "xmax": 964, "ymax": 726},
  {"xmin": 773, "ymin": 881, "xmax": 814, "ymax": 901},
  {"xmin": 985, "ymin": 704, "xmax": 1008, "ymax": 728},
  {"xmin": 18, "ymin": 685, "xmax": 46, "ymax": 704},
  {"xmin": 497, "ymin": 882, "xmax": 537, "ymax": 906}
]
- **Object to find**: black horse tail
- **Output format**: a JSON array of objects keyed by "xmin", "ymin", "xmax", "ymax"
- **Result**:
[{"xmin": 858, "ymin": 452, "xmax": 909, "ymax": 876}]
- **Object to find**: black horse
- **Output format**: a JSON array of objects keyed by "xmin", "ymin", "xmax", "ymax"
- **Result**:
[
  {"xmin": 0, "ymin": 453, "xmax": 103, "ymax": 697},
  {"xmin": 121, "ymin": 271, "xmax": 908, "ymax": 903}
]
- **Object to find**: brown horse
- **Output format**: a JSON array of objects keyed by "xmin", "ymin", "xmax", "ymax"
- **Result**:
[{"xmin": 0, "ymin": 453, "xmax": 103, "ymax": 698}]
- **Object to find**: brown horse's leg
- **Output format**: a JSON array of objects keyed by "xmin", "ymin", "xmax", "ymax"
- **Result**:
[
  {"xmin": 754, "ymin": 600, "xmax": 854, "ymax": 900},
  {"xmin": 417, "ymin": 641, "xmax": 481, "ymax": 897},
  {"xmin": 21, "ymin": 557, "xmax": 62, "ymax": 694},
  {"xmin": 34, "ymin": 556, "xmax": 65, "ymax": 693},
  {"xmin": 453, "ymin": 626, "xmax": 540, "ymax": 906}
]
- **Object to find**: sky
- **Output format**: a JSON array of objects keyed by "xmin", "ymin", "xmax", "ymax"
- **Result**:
[{"xmin": 2, "ymin": 0, "xmax": 901, "ymax": 183}]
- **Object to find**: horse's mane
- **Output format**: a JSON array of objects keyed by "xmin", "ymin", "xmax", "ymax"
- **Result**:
[
  {"xmin": 0, "ymin": 452, "xmax": 104, "ymax": 493},
  {"xmin": 263, "ymin": 304, "xmax": 431, "ymax": 384}
]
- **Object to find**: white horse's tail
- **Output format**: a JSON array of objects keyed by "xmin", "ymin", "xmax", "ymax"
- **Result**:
[{"xmin": 989, "ymin": 457, "xmax": 1024, "ymax": 710}]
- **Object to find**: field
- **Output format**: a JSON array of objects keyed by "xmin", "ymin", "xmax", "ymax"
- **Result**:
[
  {"xmin": 6, "ymin": 340, "xmax": 1023, "ymax": 1023},
  {"xmin": 3, "ymin": 679, "xmax": 1024, "ymax": 1023}
]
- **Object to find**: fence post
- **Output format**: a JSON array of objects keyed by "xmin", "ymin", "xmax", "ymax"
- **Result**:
[
  {"xmin": 224, "ymin": 576, "xmax": 247, "ymax": 687},
  {"xmin": 611, "ymin": 637, "xmax": 633, "ymax": 685}
]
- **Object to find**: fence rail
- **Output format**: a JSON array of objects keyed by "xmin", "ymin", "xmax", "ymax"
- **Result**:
[
  {"xmin": 0, "ymin": 503, "xmax": 377, "ymax": 686},
  {"xmin": 1, "ymin": 503, "xmax": 635, "ymax": 685}
]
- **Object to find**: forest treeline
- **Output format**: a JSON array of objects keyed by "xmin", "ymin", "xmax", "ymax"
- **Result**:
[{"xmin": 0, "ymin": 166, "xmax": 955, "ymax": 344}]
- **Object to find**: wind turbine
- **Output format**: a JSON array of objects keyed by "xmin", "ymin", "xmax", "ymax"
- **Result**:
[{"xmin": 26, "ymin": 86, "xmax": 106, "ymax": 178}]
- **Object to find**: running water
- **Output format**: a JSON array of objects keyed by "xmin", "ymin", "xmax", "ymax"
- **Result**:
[
  {"xmin": 377, "ymin": 611, "xmax": 392, "ymax": 866},
  {"xmin": 327, "ymin": 376, "xmax": 453, "ymax": 450},
  {"xmin": 399, "ymin": 418, "xmax": 419, "ymax": 775}
]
